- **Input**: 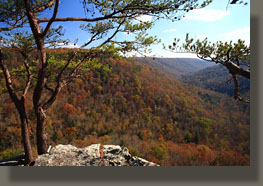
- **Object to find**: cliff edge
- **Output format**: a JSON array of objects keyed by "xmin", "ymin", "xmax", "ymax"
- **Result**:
[{"xmin": 33, "ymin": 144, "xmax": 158, "ymax": 166}]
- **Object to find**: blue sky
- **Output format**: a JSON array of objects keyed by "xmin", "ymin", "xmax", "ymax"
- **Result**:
[
  {"xmin": 40, "ymin": 0, "xmax": 250, "ymax": 58},
  {"xmin": 148, "ymin": 0, "xmax": 250, "ymax": 57}
]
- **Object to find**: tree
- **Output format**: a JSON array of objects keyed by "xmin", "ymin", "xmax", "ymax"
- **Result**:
[
  {"xmin": 167, "ymin": 35, "xmax": 250, "ymax": 103},
  {"xmin": 0, "ymin": 30, "xmax": 65, "ymax": 164},
  {"xmin": 0, "ymin": 0, "xmax": 212, "ymax": 164},
  {"xmin": 0, "ymin": 46, "xmax": 34, "ymax": 165},
  {"xmin": 166, "ymin": 1, "xmax": 250, "ymax": 103}
]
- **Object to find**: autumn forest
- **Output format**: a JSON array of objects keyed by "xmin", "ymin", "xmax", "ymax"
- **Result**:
[{"xmin": 0, "ymin": 48, "xmax": 250, "ymax": 166}]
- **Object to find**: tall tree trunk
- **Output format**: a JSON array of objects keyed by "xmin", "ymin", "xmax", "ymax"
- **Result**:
[
  {"xmin": 33, "ymin": 38, "xmax": 48, "ymax": 155},
  {"xmin": 36, "ymin": 108, "xmax": 48, "ymax": 155},
  {"xmin": 18, "ymin": 99, "xmax": 34, "ymax": 165},
  {"xmin": 25, "ymin": 3, "xmax": 49, "ymax": 154},
  {"xmin": 0, "ymin": 50, "xmax": 33, "ymax": 165}
]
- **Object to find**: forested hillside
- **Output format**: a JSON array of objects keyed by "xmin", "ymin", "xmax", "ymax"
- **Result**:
[
  {"xmin": 181, "ymin": 65, "xmax": 250, "ymax": 98},
  {"xmin": 0, "ymin": 49, "xmax": 250, "ymax": 165}
]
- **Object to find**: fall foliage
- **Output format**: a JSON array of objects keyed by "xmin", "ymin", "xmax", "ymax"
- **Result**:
[{"xmin": 0, "ymin": 48, "xmax": 249, "ymax": 165}]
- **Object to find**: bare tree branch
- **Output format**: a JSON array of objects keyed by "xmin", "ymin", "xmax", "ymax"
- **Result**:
[
  {"xmin": 22, "ymin": 57, "xmax": 32, "ymax": 98},
  {"xmin": 42, "ymin": 82, "xmax": 63, "ymax": 110},
  {"xmin": 98, "ymin": 20, "xmax": 125, "ymax": 48},
  {"xmin": 33, "ymin": 0, "xmax": 55, "ymax": 13},
  {"xmin": 0, "ymin": 17, "xmax": 27, "ymax": 32},
  {"xmin": 42, "ymin": 0, "xmax": 60, "ymax": 37},
  {"xmin": 67, "ymin": 56, "xmax": 90, "ymax": 79},
  {"xmin": 42, "ymin": 52, "xmax": 90, "ymax": 110},
  {"xmin": 0, "ymin": 49, "xmax": 20, "ymax": 106},
  {"xmin": 0, "ymin": 23, "xmax": 24, "ymax": 32},
  {"xmin": 37, "ymin": 15, "xmax": 127, "ymax": 23},
  {"xmin": 55, "ymin": 52, "xmax": 77, "ymax": 82},
  {"xmin": 226, "ymin": 47, "xmax": 232, "ymax": 62},
  {"xmin": 44, "ymin": 83, "xmax": 55, "ymax": 94},
  {"xmin": 36, "ymin": 5, "xmax": 140, "ymax": 24},
  {"xmin": 81, "ymin": 32, "xmax": 101, "ymax": 48}
]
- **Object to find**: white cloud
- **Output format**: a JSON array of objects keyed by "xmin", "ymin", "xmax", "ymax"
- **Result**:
[
  {"xmin": 131, "ymin": 50, "xmax": 197, "ymax": 58},
  {"xmin": 217, "ymin": 27, "xmax": 250, "ymax": 44},
  {"xmin": 121, "ymin": 48, "xmax": 198, "ymax": 58},
  {"xmin": 64, "ymin": 43, "xmax": 80, "ymax": 48},
  {"xmin": 163, "ymin": 28, "xmax": 177, "ymax": 33},
  {"xmin": 153, "ymin": 50, "xmax": 197, "ymax": 58},
  {"xmin": 135, "ymin": 14, "xmax": 153, "ymax": 22},
  {"xmin": 46, "ymin": 42, "xmax": 80, "ymax": 48},
  {"xmin": 183, "ymin": 9, "xmax": 230, "ymax": 22}
]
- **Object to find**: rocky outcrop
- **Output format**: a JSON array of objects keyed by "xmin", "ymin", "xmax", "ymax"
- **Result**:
[{"xmin": 33, "ymin": 144, "xmax": 159, "ymax": 166}]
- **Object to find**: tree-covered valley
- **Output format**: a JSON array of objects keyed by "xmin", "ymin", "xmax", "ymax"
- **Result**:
[{"xmin": 0, "ymin": 48, "xmax": 250, "ymax": 166}]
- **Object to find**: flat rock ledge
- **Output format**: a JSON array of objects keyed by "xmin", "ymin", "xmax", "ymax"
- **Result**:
[{"xmin": 34, "ymin": 144, "xmax": 159, "ymax": 166}]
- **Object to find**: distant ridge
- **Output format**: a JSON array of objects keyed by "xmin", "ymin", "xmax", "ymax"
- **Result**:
[
  {"xmin": 181, "ymin": 64, "xmax": 250, "ymax": 97},
  {"xmin": 133, "ymin": 57, "xmax": 214, "ymax": 78}
]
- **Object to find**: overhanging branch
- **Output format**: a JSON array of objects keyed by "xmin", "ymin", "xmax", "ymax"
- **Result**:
[
  {"xmin": 0, "ymin": 16, "xmax": 27, "ymax": 32},
  {"xmin": 33, "ymin": 0, "xmax": 55, "ymax": 13},
  {"xmin": 42, "ymin": 0, "xmax": 59, "ymax": 37}
]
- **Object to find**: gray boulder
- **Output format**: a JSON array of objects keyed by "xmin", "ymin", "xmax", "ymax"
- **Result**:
[{"xmin": 34, "ymin": 144, "xmax": 159, "ymax": 166}]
